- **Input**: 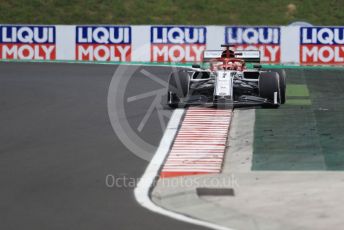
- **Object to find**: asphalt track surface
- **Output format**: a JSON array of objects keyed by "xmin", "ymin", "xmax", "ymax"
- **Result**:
[{"xmin": 0, "ymin": 62, "xmax": 207, "ymax": 230}]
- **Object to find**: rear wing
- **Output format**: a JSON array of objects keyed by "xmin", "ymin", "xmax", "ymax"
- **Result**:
[
  {"xmin": 203, "ymin": 51, "xmax": 223, "ymax": 61},
  {"xmin": 234, "ymin": 50, "xmax": 260, "ymax": 63},
  {"xmin": 203, "ymin": 50, "xmax": 260, "ymax": 63}
]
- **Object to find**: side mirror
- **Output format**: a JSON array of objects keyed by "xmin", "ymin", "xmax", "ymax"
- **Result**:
[
  {"xmin": 253, "ymin": 64, "xmax": 262, "ymax": 69},
  {"xmin": 192, "ymin": 64, "xmax": 201, "ymax": 68}
]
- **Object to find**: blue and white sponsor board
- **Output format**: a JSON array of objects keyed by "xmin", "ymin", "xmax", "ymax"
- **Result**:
[
  {"xmin": 75, "ymin": 26, "xmax": 131, "ymax": 61},
  {"xmin": 225, "ymin": 26, "xmax": 280, "ymax": 63},
  {"xmin": 0, "ymin": 24, "xmax": 343, "ymax": 65},
  {"xmin": 150, "ymin": 26, "xmax": 206, "ymax": 62},
  {"xmin": 300, "ymin": 27, "xmax": 344, "ymax": 64},
  {"xmin": 0, "ymin": 25, "xmax": 56, "ymax": 60}
]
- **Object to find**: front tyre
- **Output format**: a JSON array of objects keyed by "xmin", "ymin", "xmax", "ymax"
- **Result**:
[
  {"xmin": 167, "ymin": 70, "xmax": 190, "ymax": 108},
  {"xmin": 259, "ymin": 71, "xmax": 281, "ymax": 108},
  {"xmin": 277, "ymin": 69, "xmax": 286, "ymax": 104},
  {"xmin": 262, "ymin": 68, "xmax": 287, "ymax": 104}
]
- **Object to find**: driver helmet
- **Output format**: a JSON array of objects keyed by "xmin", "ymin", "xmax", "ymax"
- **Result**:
[{"xmin": 221, "ymin": 50, "xmax": 235, "ymax": 58}]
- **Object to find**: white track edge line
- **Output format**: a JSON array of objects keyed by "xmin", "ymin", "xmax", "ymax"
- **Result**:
[{"xmin": 134, "ymin": 108, "xmax": 234, "ymax": 230}]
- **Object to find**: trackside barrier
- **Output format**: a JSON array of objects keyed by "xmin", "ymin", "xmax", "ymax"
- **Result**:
[{"xmin": 0, "ymin": 24, "xmax": 344, "ymax": 65}]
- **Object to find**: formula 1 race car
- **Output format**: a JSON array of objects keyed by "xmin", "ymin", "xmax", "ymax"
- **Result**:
[{"xmin": 167, "ymin": 45, "xmax": 286, "ymax": 108}]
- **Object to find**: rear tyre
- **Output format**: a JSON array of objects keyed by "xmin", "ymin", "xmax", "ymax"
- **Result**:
[
  {"xmin": 259, "ymin": 71, "xmax": 281, "ymax": 108},
  {"xmin": 167, "ymin": 70, "xmax": 190, "ymax": 108}
]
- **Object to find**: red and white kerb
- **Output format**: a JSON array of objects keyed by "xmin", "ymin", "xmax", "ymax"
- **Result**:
[{"xmin": 160, "ymin": 107, "xmax": 232, "ymax": 178}]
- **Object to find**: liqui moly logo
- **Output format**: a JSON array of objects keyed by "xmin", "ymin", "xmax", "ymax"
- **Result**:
[
  {"xmin": 0, "ymin": 26, "xmax": 56, "ymax": 60},
  {"xmin": 300, "ymin": 27, "xmax": 344, "ymax": 64},
  {"xmin": 76, "ymin": 26, "xmax": 131, "ymax": 61},
  {"xmin": 225, "ymin": 27, "xmax": 280, "ymax": 63},
  {"xmin": 150, "ymin": 26, "xmax": 206, "ymax": 62}
]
